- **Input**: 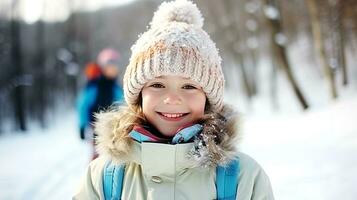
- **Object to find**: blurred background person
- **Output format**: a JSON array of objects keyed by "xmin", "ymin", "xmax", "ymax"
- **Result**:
[
  {"xmin": 77, "ymin": 48, "xmax": 124, "ymax": 159},
  {"xmin": 77, "ymin": 61, "xmax": 102, "ymax": 140}
]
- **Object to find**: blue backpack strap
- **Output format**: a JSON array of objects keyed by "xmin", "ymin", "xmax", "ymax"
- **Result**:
[
  {"xmin": 216, "ymin": 158, "xmax": 240, "ymax": 200},
  {"xmin": 103, "ymin": 161, "xmax": 126, "ymax": 200}
]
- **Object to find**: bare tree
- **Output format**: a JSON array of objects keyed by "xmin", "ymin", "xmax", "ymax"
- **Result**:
[
  {"xmin": 263, "ymin": 0, "xmax": 309, "ymax": 109},
  {"xmin": 332, "ymin": 0, "xmax": 347, "ymax": 85},
  {"xmin": 201, "ymin": 0, "xmax": 255, "ymax": 100},
  {"xmin": 33, "ymin": 0, "xmax": 47, "ymax": 128},
  {"xmin": 242, "ymin": 0, "xmax": 261, "ymax": 95},
  {"xmin": 10, "ymin": 0, "xmax": 26, "ymax": 131},
  {"xmin": 306, "ymin": 0, "xmax": 338, "ymax": 98},
  {"xmin": 223, "ymin": 0, "xmax": 256, "ymax": 99}
]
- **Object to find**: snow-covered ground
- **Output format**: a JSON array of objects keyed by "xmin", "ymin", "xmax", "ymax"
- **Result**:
[
  {"xmin": 240, "ymin": 95, "xmax": 357, "ymax": 200},
  {"xmin": 0, "ymin": 113, "xmax": 91, "ymax": 200},
  {"xmin": 0, "ymin": 95, "xmax": 356, "ymax": 200}
]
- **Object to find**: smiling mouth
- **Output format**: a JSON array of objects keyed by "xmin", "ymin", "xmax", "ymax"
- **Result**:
[{"xmin": 157, "ymin": 112, "xmax": 189, "ymax": 120}]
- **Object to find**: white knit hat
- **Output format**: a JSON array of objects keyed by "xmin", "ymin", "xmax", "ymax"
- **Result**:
[{"xmin": 123, "ymin": 0, "xmax": 225, "ymax": 112}]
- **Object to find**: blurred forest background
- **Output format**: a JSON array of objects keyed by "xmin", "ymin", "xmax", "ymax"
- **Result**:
[{"xmin": 0, "ymin": 0, "xmax": 357, "ymax": 133}]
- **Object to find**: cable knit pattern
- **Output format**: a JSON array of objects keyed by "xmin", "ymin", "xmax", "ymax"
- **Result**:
[{"xmin": 123, "ymin": 0, "xmax": 224, "ymax": 112}]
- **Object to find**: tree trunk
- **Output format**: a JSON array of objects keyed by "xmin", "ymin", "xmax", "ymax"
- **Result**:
[
  {"xmin": 10, "ymin": 0, "xmax": 26, "ymax": 131},
  {"xmin": 35, "ymin": 20, "xmax": 47, "ymax": 128},
  {"xmin": 306, "ymin": 0, "xmax": 338, "ymax": 98},
  {"xmin": 270, "ymin": 58, "xmax": 279, "ymax": 110},
  {"xmin": 241, "ymin": 0, "xmax": 260, "ymax": 95},
  {"xmin": 335, "ymin": 0, "xmax": 347, "ymax": 85},
  {"xmin": 264, "ymin": 0, "xmax": 309, "ymax": 109},
  {"xmin": 223, "ymin": 0, "xmax": 255, "ymax": 99},
  {"xmin": 205, "ymin": 0, "xmax": 254, "ymax": 99},
  {"xmin": 274, "ymin": 41, "xmax": 309, "ymax": 109}
]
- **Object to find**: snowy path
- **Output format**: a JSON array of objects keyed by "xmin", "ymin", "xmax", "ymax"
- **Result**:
[
  {"xmin": 240, "ymin": 96, "xmax": 357, "ymax": 200},
  {"xmin": 0, "ymin": 96, "xmax": 356, "ymax": 200},
  {"xmin": 0, "ymin": 113, "xmax": 91, "ymax": 200}
]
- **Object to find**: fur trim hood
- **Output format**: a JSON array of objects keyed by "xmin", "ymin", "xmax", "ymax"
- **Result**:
[{"xmin": 94, "ymin": 104, "xmax": 240, "ymax": 168}]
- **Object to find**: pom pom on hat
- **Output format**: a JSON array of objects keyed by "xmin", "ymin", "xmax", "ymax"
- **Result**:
[{"xmin": 150, "ymin": 0, "xmax": 204, "ymax": 28}]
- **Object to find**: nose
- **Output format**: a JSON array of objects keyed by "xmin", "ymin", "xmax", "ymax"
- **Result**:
[{"xmin": 163, "ymin": 93, "xmax": 182, "ymax": 105}]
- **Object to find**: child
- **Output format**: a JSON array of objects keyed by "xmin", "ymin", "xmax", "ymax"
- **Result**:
[
  {"xmin": 77, "ymin": 48, "xmax": 124, "ymax": 159},
  {"xmin": 73, "ymin": 0, "xmax": 274, "ymax": 199}
]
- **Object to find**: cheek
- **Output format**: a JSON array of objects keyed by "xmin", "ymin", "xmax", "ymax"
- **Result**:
[
  {"xmin": 187, "ymin": 93, "xmax": 206, "ymax": 117},
  {"xmin": 141, "ymin": 89, "xmax": 160, "ymax": 116}
]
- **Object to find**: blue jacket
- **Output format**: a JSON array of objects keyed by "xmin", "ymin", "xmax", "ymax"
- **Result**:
[{"xmin": 77, "ymin": 76, "xmax": 124, "ymax": 130}]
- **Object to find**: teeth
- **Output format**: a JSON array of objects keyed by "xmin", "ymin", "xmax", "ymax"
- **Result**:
[{"xmin": 161, "ymin": 113, "xmax": 184, "ymax": 118}]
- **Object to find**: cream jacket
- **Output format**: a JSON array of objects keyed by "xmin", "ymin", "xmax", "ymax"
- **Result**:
[{"xmin": 73, "ymin": 106, "xmax": 274, "ymax": 200}]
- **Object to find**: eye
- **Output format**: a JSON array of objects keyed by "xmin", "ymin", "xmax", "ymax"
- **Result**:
[
  {"xmin": 182, "ymin": 84, "xmax": 198, "ymax": 90},
  {"xmin": 149, "ymin": 83, "xmax": 165, "ymax": 88}
]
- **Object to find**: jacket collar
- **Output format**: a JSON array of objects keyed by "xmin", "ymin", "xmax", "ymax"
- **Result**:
[
  {"xmin": 95, "ymin": 104, "xmax": 240, "ymax": 168},
  {"xmin": 129, "ymin": 124, "xmax": 203, "ymax": 144}
]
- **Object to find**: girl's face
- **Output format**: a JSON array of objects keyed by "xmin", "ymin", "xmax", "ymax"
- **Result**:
[{"xmin": 142, "ymin": 75, "xmax": 206, "ymax": 137}]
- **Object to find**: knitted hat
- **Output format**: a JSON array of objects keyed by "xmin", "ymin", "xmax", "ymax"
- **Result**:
[
  {"xmin": 123, "ymin": 0, "xmax": 224, "ymax": 112},
  {"xmin": 97, "ymin": 48, "xmax": 120, "ymax": 67}
]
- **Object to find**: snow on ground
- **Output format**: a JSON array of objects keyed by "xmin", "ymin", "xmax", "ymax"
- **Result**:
[
  {"xmin": 239, "ymin": 95, "xmax": 357, "ymax": 200},
  {"xmin": 0, "ymin": 112, "xmax": 91, "ymax": 200},
  {"xmin": 0, "ymin": 95, "xmax": 356, "ymax": 200}
]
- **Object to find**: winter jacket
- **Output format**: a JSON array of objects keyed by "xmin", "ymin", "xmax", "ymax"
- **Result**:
[
  {"xmin": 77, "ymin": 76, "xmax": 124, "ymax": 131},
  {"xmin": 73, "ymin": 106, "xmax": 274, "ymax": 200}
]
